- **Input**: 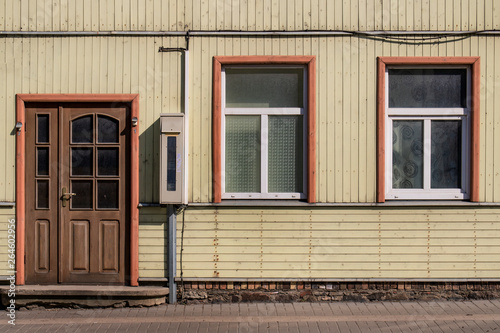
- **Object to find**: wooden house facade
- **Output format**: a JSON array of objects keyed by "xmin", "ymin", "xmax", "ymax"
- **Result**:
[{"xmin": 0, "ymin": 0, "xmax": 499, "ymax": 300}]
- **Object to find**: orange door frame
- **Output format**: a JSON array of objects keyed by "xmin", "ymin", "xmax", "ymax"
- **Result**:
[{"xmin": 15, "ymin": 94, "xmax": 140, "ymax": 286}]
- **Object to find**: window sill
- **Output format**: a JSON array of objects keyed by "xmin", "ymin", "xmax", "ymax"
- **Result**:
[{"xmin": 188, "ymin": 200, "xmax": 500, "ymax": 208}]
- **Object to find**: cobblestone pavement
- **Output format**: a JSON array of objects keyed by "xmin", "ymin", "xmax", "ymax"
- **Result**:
[{"xmin": 1, "ymin": 300, "xmax": 500, "ymax": 332}]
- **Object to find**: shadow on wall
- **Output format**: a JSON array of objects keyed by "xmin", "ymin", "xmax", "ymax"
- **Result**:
[{"xmin": 138, "ymin": 118, "xmax": 161, "ymax": 204}]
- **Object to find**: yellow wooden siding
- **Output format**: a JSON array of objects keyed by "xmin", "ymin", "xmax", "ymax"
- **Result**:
[
  {"xmin": 0, "ymin": 208, "xmax": 16, "ymax": 276},
  {"xmin": 138, "ymin": 207, "xmax": 168, "ymax": 278},
  {"xmin": 187, "ymin": 35, "xmax": 500, "ymax": 203},
  {"xmin": 0, "ymin": 1, "xmax": 498, "ymax": 280},
  {"xmin": 0, "ymin": 36, "xmax": 184, "ymax": 203},
  {"xmin": 0, "ymin": 0, "xmax": 498, "ymax": 33},
  {"xmin": 177, "ymin": 207, "xmax": 500, "ymax": 279}
]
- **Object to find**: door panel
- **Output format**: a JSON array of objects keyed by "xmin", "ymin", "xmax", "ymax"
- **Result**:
[
  {"xmin": 26, "ymin": 106, "xmax": 59, "ymax": 284},
  {"xmin": 25, "ymin": 104, "xmax": 129, "ymax": 285}
]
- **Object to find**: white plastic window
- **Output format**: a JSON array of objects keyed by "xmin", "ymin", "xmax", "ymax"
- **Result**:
[
  {"xmin": 385, "ymin": 67, "xmax": 470, "ymax": 200},
  {"xmin": 221, "ymin": 66, "xmax": 307, "ymax": 199}
]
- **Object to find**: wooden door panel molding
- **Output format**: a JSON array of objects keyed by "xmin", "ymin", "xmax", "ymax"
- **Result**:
[
  {"xmin": 34, "ymin": 220, "xmax": 50, "ymax": 273},
  {"xmin": 69, "ymin": 221, "xmax": 90, "ymax": 272},
  {"xmin": 100, "ymin": 220, "xmax": 120, "ymax": 273},
  {"xmin": 16, "ymin": 94, "xmax": 139, "ymax": 286}
]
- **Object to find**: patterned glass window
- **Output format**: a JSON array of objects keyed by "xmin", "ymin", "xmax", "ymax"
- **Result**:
[
  {"xmin": 386, "ymin": 67, "xmax": 470, "ymax": 200},
  {"xmin": 222, "ymin": 66, "xmax": 306, "ymax": 199}
]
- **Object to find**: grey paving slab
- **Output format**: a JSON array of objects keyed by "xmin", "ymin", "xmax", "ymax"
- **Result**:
[
  {"xmin": 327, "ymin": 301, "xmax": 353, "ymax": 315},
  {"xmin": 309, "ymin": 302, "xmax": 327, "ymax": 316}
]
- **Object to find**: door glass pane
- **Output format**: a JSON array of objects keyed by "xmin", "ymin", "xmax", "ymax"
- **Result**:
[
  {"xmin": 268, "ymin": 116, "xmax": 303, "ymax": 193},
  {"xmin": 37, "ymin": 115, "xmax": 49, "ymax": 143},
  {"xmin": 98, "ymin": 116, "xmax": 119, "ymax": 143},
  {"xmin": 97, "ymin": 148, "xmax": 119, "ymax": 176},
  {"xmin": 37, "ymin": 147, "xmax": 49, "ymax": 176},
  {"xmin": 97, "ymin": 180, "xmax": 119, "ymax": 209},
  {"xmin": 431, "ymin": 121, "xmax": 462, "ymax": 188},
  {"xmin": 225, "ymin": 115, "xmax": 261, "ymax": 193},
  {"xmin": 37, "ymin": 180, "xmax": 49, "ymax": 209},
  {"xmin": 71, "ymin": 148, "xmax": 93, "ymax": 176},
  {"xmin": 72, "ymin": 115, "xmax": 93, "ymax": 143},
  {"xmin": 71, "ymin": 180, "xmax": 93, "ymax": 209},
  {"xmin": 167, "ymin": 137, "xmax": 177, "ymax": 191},
  {"xmin": 388, "ymin": 69, "xmax": 467, "ymax": 108},
  {"xmin": 225, "ymin": 68, "xmax": 303, "ymax": 108},
  {"xmin": 392, "ymin": 121, "xmax": 424, "ymax": 189}
]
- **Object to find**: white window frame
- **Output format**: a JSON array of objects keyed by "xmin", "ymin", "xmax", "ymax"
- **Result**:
[
  {"xmin": 385, "ymin": 66, "xmax": 471, "ymax": 200},
  {"xmin": 221, "ymin": 65, "xmax": 308, "ymax": 199}
]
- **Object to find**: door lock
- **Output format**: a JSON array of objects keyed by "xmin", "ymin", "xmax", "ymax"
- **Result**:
[{"xmin": 61, "ymin": 187, "xmax": 76, "ymax": 207}]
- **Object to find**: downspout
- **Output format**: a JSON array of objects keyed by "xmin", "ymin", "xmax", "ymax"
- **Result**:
[{"xmin": 160, "ymin": 33, "xmax": 190, "ymax": 304}]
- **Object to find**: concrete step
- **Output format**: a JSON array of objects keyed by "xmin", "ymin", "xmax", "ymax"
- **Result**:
[{"xmin": 0, "ymin": 285, "xmax": 169, "ymax": 308}]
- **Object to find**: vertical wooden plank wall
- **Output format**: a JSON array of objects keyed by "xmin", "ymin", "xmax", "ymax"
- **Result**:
[{"xmin": 0, "ymin": 0, "xmax": 498, "ymax": 32}]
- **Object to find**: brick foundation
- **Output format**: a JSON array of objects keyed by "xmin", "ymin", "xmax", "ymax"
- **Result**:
[{"xmin": 177, "ymin": 281, "xmax": 500, "ymax": 304}]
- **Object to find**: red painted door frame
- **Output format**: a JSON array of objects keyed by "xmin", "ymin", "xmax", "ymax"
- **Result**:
[{"xmin": 16, "ymin": 94, "xmax": 140, "ymax": 286}]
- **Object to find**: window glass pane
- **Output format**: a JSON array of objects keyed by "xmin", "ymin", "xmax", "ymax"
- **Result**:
[
  {"xmin": 71, "ymin": 180, "xmax": 93, "ymax": 209},
  {"xmin": 37, "ymin": 147, "xmax": 49, "ymax": 176},
  {"xmin": 389, "ymin": 69, "xmax": 467, "ymax": 108},
  {"xmin": 97, "ymin": 180, "xmax": 119, "ymax": 209},
  {"xmin": 431, "ymin": 121, "xmax": 462, "ymax": 188},
  {"xmin": 225, "ymin": 68, "xmax": 303, "ymax": 108},
  {"xmin": 225, "ymin": 116, "xmax": 261, "ymax": 192},
  {"xmin": 72, "ymin": 115, "xmax": 93, "ymax": 143},
  {"xmin": 167, "ymin": 137, "xmax": 177, "ymax": 191},
  {"xmin": 98, "ymin": 116, "xmax": 119, "ymax": 143},
  {"xmin": 268, "ymin": 116, "xmax": 303, "ymax": 193},
  {"xmin": 37, "ymin": 180, "xmax": 49, "ymax": 209},
  {"xmin": 72, "ymin": 148, "xmax": 93, "ymax": 176},
  {"xmin": 97, "ymin": 148, "xmax": 119, "ymax": 176},
  {"xmin": 392, "ymin": 121, "xmax": 424, "ymax": 189},
  {"xmin": 37, "ymin": 115, "xmax": 49, "ymax": 143}
]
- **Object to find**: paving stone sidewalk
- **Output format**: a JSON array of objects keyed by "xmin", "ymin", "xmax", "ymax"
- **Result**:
[{"xmin": 1, "ymin": 300, "xmax": 500, "ymax": 332}]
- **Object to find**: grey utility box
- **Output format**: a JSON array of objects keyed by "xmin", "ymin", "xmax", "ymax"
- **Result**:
[{"xmin": 160, "ymin": 113, "xmax": 185, "ymax": 204}]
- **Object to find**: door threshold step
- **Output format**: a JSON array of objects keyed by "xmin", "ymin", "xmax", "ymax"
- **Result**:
[{"xmin": 0, "ymin": 285, "xmax": 169, "ymax": 308}]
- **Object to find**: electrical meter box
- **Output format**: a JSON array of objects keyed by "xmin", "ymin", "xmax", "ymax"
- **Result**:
[{"xmin": 160, "ymin": 113, "xmax": 185, "ymax": 204}]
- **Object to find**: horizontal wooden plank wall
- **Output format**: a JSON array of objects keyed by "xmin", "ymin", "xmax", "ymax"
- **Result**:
[
  {"xmin": 0, "ymin": 208, "xmax": 16, "ymax": 276},
  {"xmin": 178, "ymin": 207, "xmax": 500, "ymax": 279},
  {"xmin": 138, "ymin": 208, "xmax": 168, "ymax": 278},
  {"xmin": 0, "ymin": 0, "xmax": 498, "ymax": 32}
]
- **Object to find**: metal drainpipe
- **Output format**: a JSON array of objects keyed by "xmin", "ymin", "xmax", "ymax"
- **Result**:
[
  {"xmin": 167, "ymin": 204, "xmax": 176, "ymax": 304},
  {"xmin": 164, "ymin": 42, "xmax": 189, "ymax": 304},
  {"xmin": 183, "ymin": 48, "xmax": 189, "ymax": 205}
]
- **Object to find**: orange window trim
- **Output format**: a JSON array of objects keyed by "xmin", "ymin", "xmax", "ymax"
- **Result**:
[
  {"xmin": 15, "ymin": 94, "xmax": 140, "ymax": 286},
  {"xmin": 212, "ymin": 56, "xmax": 316, "ymax": 203},
  {"xmin": 376, "ymin": 57, "xmax": 480, "ymax": 203}
]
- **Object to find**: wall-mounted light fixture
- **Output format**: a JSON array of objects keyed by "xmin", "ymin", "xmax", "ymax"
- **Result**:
[
  {"xmin": 15, "ymin": 122, "xmax": 22, "ymax": 132},
  {"xmin": 131, "ymin": 117, "xmax": 138, "ymax": 127}
]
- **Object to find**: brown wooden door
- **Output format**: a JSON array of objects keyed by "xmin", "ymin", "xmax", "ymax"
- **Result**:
[{"xmin": 25, "ymin": 103, "xmax": 129, "ymax": 285}]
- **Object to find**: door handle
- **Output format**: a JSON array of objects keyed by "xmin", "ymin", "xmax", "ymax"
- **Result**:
[{"xmin": 61, "ymin": 187, "xmax": 76, "ymax": 207}]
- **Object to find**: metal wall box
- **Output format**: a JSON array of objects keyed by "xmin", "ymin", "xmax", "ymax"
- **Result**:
[{"xmin": 160, "ymin": 113, "xmax": 185, "ymax": 204}]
